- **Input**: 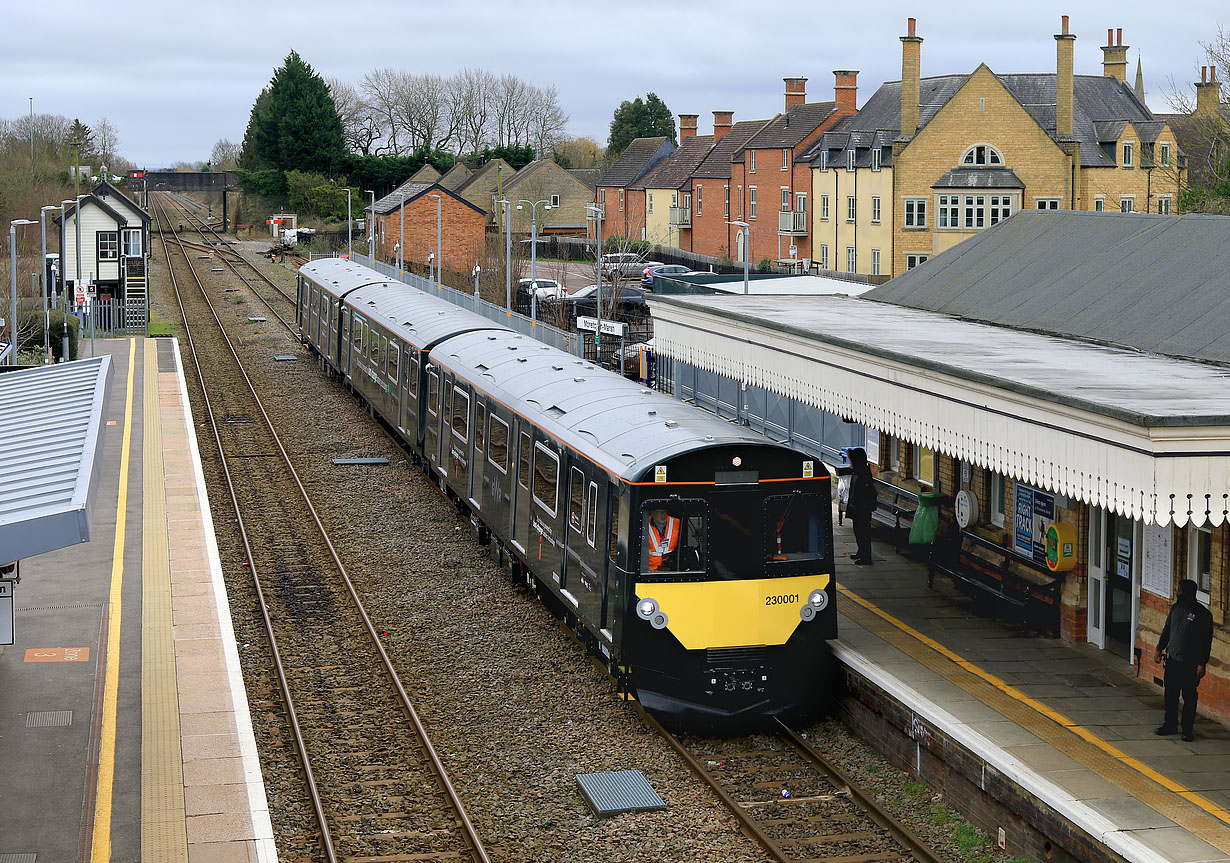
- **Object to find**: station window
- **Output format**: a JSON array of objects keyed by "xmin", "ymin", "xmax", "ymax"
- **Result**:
[
  {"xmin": 97, "ymin": 231, "xmax": 119, "ymax": 261},
  {"xmin": 641, "ymin": 500, "xmax": 706, "ymax": 575},
  {"xmin": 487, "ymin": 416, "xmax": 509, "ymax": 473},
  {"xmin": 765, "ymin": 494, "xmax": 827, "ymax": 563},
  {"xmin": 532, "ymin": 443, "xmax": 559, "ymax": 515},
  {"xmin": 1188, "ymin": 524, "xmax": 1213, "ymax": 604}
]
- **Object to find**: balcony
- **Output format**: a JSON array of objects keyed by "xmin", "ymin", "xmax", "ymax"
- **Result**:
[
  {"xmin": 669, "ymin": 206, "xmax": 692, "ymax": 227},
  {"xmin": 778, "ymin": 210, "xmax": 807, "ymax": 235}
]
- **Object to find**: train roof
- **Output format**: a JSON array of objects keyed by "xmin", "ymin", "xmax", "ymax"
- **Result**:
[
  {"xmin": 431, "ymin": 329, "xmax": 795, "ymax": 481},
  {"xmin": 300, "ymin": 257, "xmax": 391, "ymax": 296}
]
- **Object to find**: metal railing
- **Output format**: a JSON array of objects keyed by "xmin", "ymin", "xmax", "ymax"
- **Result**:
[{"xmin": 349, "ymin": 253, "xmax": 580, "ymax": 355}]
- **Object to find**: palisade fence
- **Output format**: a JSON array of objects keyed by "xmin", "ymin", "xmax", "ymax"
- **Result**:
[
  {"xmin": 349, "ymin": 252, "xmax": 581, "ymax": 357},
  {"xmin": 15, "ymin": 295, "xmax": 147, "ymax": 346}
]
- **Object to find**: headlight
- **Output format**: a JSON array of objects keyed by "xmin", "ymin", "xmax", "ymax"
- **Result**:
[
  {"xmin": 809, "ymin": 589, "xmax": 828, "ymax": 610},
  {"xmin": 636, "ymin": 598, "xmax": 658, "ymax": 620}
]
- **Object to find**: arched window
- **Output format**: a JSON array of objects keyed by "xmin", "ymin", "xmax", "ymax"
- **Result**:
[{"xmin": 961, "ymin": 144, "xmax": 1004, "ymax": 166}]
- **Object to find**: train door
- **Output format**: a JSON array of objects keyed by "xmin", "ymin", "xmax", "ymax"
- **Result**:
[
  {"xmin": 425, "ymin": 366, "xmax": 441, "ymax": 471},
  {"xmin": 511, "ymin": 426, "xmax": 532, "ymax": 554},
  {"xmin": 403, "ymin": 348, "xmax": 421, "ymax": 443},
  {"xmin": 563, "ymin": 463, "xmax": 604, "ymax": 625},
  {"xmin": 529, "ymin": 436, "xmax": 565, "ymax": 585},
  {"xmin": 469, "ymin": 397, "xmax": 486, "ymax": 509},
  {"xmin": 445, "ymin": 378, "xmax": 471, "ymax": 490},
  {"xmin": 338, "ymin": 308, "xmax": 350, "ymax": 371},
  {"xmin": 387, "ymin": 337, "xmax": 401, "ymax": 432},
  {"xmin": 602, "ymin": 485, "xmax": 624, "ymax": 637},
  {"xmin": 485, "ymin": 411, "xmax": 512, "ymax": 528}
]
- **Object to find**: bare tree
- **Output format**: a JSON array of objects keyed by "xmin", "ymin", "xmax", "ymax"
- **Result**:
[
  {"xmin": 492, "ymin": 74, "xmax": 529, "ymax": 148},
  {"xmin": 210, "ymin": 138, "xmax": 241, "ymax": 170},
  {"xmin": 94, "ymin": 117, "xmax": 120, "ymax": 169},
  {"xmin": 530, "ymin": 85, "xmax": 569, "ymax": 158},
  {"xmin": 328, "ymin": 77, "xmax": 382, "ymax": 155},
  {"xmin": 452, "ymin": 68, "xmax": 494, "ymax": 154},
  {"xmin": 362, "ymin": 67, "xmax": 406, "ymax": 154}
]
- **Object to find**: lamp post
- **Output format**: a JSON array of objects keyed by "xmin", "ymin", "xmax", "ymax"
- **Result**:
[
  {"xmin": 496, "ymin": 198, "xmax": 512, "ymax": 313},
  {"xmin": 428, "ymin": 193, "xmax": 441, "ymax": 286},
  {"xmin": 727, "ymin": 220, "xmax": 751, "ymax": 294},
  {"xmin": 345, "ymin": 187, "xmax": 352, "ymax": 259},
  {"xmin": 398, "ymin": 191, "xmax": 406, "ymax": 273},
  {"xmin": 9, "ymin": 219, "xmax": 37, "ymax": 365},
  {"xmin": 517, "ymin": 199, "xmax": 552, "ymax": 323},
  {"xmin": 39, "ymin": 205, "xmax": 57, "ymax": 362},
  {"xmin": 365, "ymin": 190, "xmax": 375, "ymax": 260},
  {"xmin": 472, "ymin": 262, "xmax": 480, "ymax": 298},
  {"xmin": 61, "ymin": 199, "xmax": 74, "ymax": 361},
  {"xmin": 585, "ymin": 204, "xmax": 605, "ymax": 361}
]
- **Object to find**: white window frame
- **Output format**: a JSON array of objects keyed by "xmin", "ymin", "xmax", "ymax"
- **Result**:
[
  {"xmin": 937, "ymin": 194, "xmax": 959, "ymax": 228},
  {"xmin": 904, "ymin": 198, "xmax": 927, "ymax": 228},
  {"xmin": 819, "ymin": 244, "xmax": 829, "ymax": 270},
  {"xmin": 963, "ymin": 194, "xmax": 986, "ymax": 229},
  {"xmin": 872, "ymin": 248, "xmax": 881, "ymax": 276},
  {"xmin": 871, "ymin": 195, "xmax": 881, "ymax": 224},
  {"xmin": 724, "ymin": 185, "xmax": 730, "ymax": 218},
  {"xmin": 782, "ymin": 148, "xmax": 789, "ymax": 170},
  {"xmin": 122, "ymin": 227, "xmax": 142, "ymax": 258},
  {"xmin": 647, "ymin": 192, "xmax": 653, "ymax": 214},
  {"xmin": 989, "ymin": 472, "xmax": 1005, "ymax": 527},
  {"xmin": 871, "ymin": 148, "xmax": 882, "ymax": 171},
  {"xmin": 906, "ymin": 253, "xmax": 929, "ymax": 270},
  {"xmin": 696, "ymin": 184, "xmax": 702, "ymax": 216},
  {"xmin": 618, "ymin": 189, "xmax": 624, "ymax": 211},
  {"xmin": 749, "ymin": 150, "xmax": 756, "ymax": 173},
  {"xmin": 1187, "ymin": 523, "xmax": 1213, "ymax": 604},
  {"xmin": 846, "ymin": 246, "xmax": 856, "ymax": 273},
  {"xmin": 1158, "ymin": 196, "xmax": 1172, "ymax": 215},
  {"xmin": 1122, "ymin": 142, "xmax": 1134, "ymax": 167},
  {"xmin": 550, "ymin": 194, "xmax": 560, "ymax": 207},
  {"xmin": 796, "ymin": 193, "xmax": 806, "ymax": 214},
  {"xmin": 1160, "ymin": 142, "xmax": 1171, "ymax": 167},
  {"xmin": 960, "ymin": 144, "xmax": 1004, "ymax": 166},
  {"xmin": 749, "ymin": 186, "xmax": 757, "ymax": 220},
  {"xmin": 781, "ymin": 187, "xmax": 790, "ymax": 212},
  {"xmin": 820, "ymin": 194, "xmax": 829, "ymax": 221},
  {"xmin": 1120, "ymin": 196, "xmax": 1135, "ymax": 213},
  {"xmin": 913, "ymin": 444, "xmax": 936, "ymax": 487},
  {"xmin": 531, "ymin": 442, "xmax": 560, "ymax": 516},
  {"xmin": 846, "ymin": 149, "xmax": 856, "ymax": 171},
  {"xmin": 1094, "ymin": 196, "xmax": 1105, "ymax": 212},
  {"xmin": 989, "ymin": 194, "xmax": 1013, "ymax": 225},
  {"xmin": 819, "ymin": 150, "xmax": 828, "ymax": 172},
  {"xmin": 1035, "ymin": 198, "xmax": 1060, "ymax": 210},
  {"xmin": 738, "ymin": 185, "xmax": 743, "ymax": 217},
  {"xmin": 846, "ymin": 195, "xmax": 856, "ymax": 223},
  {"xmin": 97, "ymin": 231, "xmax": 119, "ymax": 262}
]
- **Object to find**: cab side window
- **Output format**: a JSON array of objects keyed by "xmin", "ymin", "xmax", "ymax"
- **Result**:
[{"xmin": 640, "ymin": 500, "xmax": 706, "ymax": 575}]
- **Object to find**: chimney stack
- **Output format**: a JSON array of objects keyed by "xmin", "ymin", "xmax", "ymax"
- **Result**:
[
  {"xmin": 679, "ymin": 113, "xmax": 699, "ymax": 141},
  {"xmin": 1196, "ymin": 65, "xmax": 1220, "ymax": 116},
  {"xmin": 1055, "ymin": 15, "xmax": 1076, "ymax": 139},
  {"xmin": 713, "ymin": 111, "xmax": 734, "ymax": 140},
  {"xmin": 833, "ymin": 70, "xmax": 859, "ymax": 113},
  {"xmin": 1102, "ymin": 26, "xmax": 1129, "ymax": 82},
  {"xmin": 784, "ymin": 77, "xmax": 807, "ymax": 111},
  {"xmin": 899, "ymin": 18, "xmax": 922, "ymax": 139}
]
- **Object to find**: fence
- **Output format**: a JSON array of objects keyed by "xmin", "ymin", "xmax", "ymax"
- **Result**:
[
  {"xmin": 83, "ymin": 298, "xmax": 148, "ymax": 338},
  {"xmin": 350, "ymin": 252, "xmax": 581, "ymax": 356}
]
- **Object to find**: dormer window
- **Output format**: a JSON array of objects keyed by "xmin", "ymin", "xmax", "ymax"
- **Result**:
[
  {"xmin": 819, "ymin": 151, "xmax": 828, "ymax": 172},
  {"xmin": 846, "ymin": 149, "xmax": 856, "ymax": 171},
  {"xmin": 1122, "ymin": 142, "xmax": 1134, "ymax": 168},
  {"xmin": 871, "ymin": 148, "xmax": 882, "ymax": 171},
  {"xmin": 961, "ymin": 144, "xmax": 1003, "ymax": 166}
]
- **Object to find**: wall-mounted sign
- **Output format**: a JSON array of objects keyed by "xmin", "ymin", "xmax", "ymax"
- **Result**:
[
  {"xmin": 1014, "ymin": 484, "xmax": 1055, "ymax": 564},
  {"xmin": 1045, "ymin": 522, "xmax": 1077, "ymax": 571}
]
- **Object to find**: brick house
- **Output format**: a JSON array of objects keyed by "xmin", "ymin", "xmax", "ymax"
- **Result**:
[
  {"xmin": 372, "ymin": 181, "xmax": 486, "ymax": 278},
  {"xmin": 594, "ymin": 136, "xmax": 675, "ymax": 241},
  {"xmin": 808, "ymin": 17, "xmax": 1184, "ymax": 279},
  {"xmin": 727, "ymin": 74, "xmax": 858, "ymax": 267},
  {"xmin": 1157, "ymin": 64, "xmax": 1230, "ymax": 191},
  {"xmin": 687, "ymin": 114, "xmax": 771, "ymax": 258},
  {"xmin": 632, "ymin": 119, "xmax": 715, "ymax": 249},
  {"xmin": 453, "ymin": 159, "xmax": 515, "ymax": 226}
]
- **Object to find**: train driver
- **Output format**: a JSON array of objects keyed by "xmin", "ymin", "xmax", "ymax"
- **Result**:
[{"xmin": 647, "ymin": 507, "xmax": 681, "ymax": 572}]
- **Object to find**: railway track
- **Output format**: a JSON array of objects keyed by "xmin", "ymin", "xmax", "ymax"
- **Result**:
[
  {"xmin": 644, "ymin": 711, "xmax": 945, "ymax": 863},
  {"xmin": 152, "ymin": 193, "xmax": 491, "ymax": 863}
]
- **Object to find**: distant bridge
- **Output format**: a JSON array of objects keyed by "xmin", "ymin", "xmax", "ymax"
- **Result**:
[{"xmin": 130, "ymin": 171, "xmax": 239, "ymax": 192}]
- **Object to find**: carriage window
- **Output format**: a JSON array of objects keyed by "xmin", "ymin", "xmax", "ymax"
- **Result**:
[
  {"xmin": 444, "ymin": 381, "xmax": 454, "ymax": 425},
  {"xmin": 356, "ymin": 320, "xmax": 365, "ymax": 356},
  {"xmin": 407, "ymin": 353, "xmax": 419, "ymax": 396},
  {"xmin": 764, "ymin": 494, "xmax": 826, "ymax": 562},
  {"xmin": 518, "ymin": 432, "xmax": 531, "ymax": 489},
  {"xmin": 475, "ymin": 401, "xmax": 486, "ymax": 452},
  {"xmin": 608, "ymin": 493, "xmax": 620, "ymax": 562},
  {"xmin": 569, "ymin": 468, "xmax": 585, "ymax": 533},
  {"xmin": 587, "ymin": 482, "xmax": 599, "ymax": 547},
  {"xmin": 388, "ymin": 339, "xmax": 399, "ymax": 382},
  {"xmin": 532, "ymin": 443, "xmax": 559, "ymax": 515},
  {"xmin": 641, "ymin": 500, "xmax": 707, "ymax": 575},
  {"xmin": 426, "ymin": 370, "xmax": 439, "ymax": 415},
  {"xmin": 450, "ymin": 387, "xmax": 469, "ymax": 440},
  {"xmin": 487, "ymin": 416, "xmax": 508, "ymax": 472}
]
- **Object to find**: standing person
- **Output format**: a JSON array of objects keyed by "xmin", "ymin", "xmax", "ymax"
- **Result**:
[
  {"xmin": 846, "ymin": 447, "xmax": 877, "ymax": 565},
  {"xmin": 1154, "ymin": 579, "xmax": 1214, "ymax": 742}
]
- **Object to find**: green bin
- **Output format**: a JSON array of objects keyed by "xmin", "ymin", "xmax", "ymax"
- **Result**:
[{"xmin": 909, "ymin": 491, "xmax": 944, "ymax": 546}]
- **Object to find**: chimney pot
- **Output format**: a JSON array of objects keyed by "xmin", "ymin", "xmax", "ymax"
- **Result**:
[
  {"xmin": 1061, "ymin": 14, "xmax": 1069, "ymax": 35},
  {"xmin": 1107, "ymin": 28, "xmax": 1113, "ymax": 45},
  {"xmin": 1117, "ymin": 28, "xmax": 1122, "ymax": 46},
  {"xmin": 908, "ymin": 17, "xmax": 915, "ymax": 37}
]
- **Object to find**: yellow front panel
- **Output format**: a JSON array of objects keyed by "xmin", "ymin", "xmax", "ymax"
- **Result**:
[{"xmin": 634, "ymin": 573, "xmax": 830, "ymax": 650}]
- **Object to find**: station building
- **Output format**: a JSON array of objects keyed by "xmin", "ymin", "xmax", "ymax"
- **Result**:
[
  {"xmin": 650, "ymin": 210, "xmax": 1230, "ymax": 720},
  {"xmin": 57, "ymin": 178, "xmax": 151, "ymax": 304}
]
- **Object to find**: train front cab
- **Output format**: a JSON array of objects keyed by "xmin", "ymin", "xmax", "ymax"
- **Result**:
[{"xmin": 621, "ymin": 446, "xmax": 836, "ymax": 731}]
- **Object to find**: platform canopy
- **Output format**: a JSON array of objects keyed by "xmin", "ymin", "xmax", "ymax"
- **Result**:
[
  {"xmin": 0, "ymin": 357, "xmax": 113, "ymax": 562},
  {"xmin": 650, "ymin": 294, "xmax": 1230, "ymax": 528}
]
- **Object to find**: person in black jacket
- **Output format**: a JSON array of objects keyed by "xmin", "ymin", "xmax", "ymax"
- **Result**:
[
  {"xmin": 846, "ymin": 447, "xmax": 877, "ymax": 565},
  {"xmin": 1154, "ymin": 579, "xmax": 1214, "ymax": 742}
]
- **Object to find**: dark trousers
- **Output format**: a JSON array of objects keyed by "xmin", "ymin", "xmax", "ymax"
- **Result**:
[
  {"xmin": 1163, "ymin": 659, "xmax": 1201, "ymax": 734},
  {"xmin": 853, "ymin": 514, "xmax": 872, "ymax": 561}
]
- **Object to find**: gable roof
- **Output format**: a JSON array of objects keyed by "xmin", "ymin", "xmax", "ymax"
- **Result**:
[
  {"xmin": 567, "ymin": 168, "xmax": 601, "ymax": 189},
  {"xmin": 438, "ymin": 163, "xmax": 473, "ymax": 190},
  {"xmin": 735, "ymin": 101, "xmax": 841, "ymax": 155},
  {"xmin": 598, "ymin": 137, "xmax": 675, "ymax": 187},
  {"xmin": 503, "ymin": 159, "xmax": 592, "ymax": 195},
  {"xmin": 408, "ymin": 164, "xmax": 441, "ymax": 184},
  {"xmin": 92, "ymin": 179, "xmax": 151, "ymax": 223},
  {"xmin": 692, "ymin": 120, "xmax": 772, "ymax": 179},
  {"xmin": 57, "ymin": 193, "xmax": 129, "ymax": 228},
  {"xmin": 632, "ymin": 135, "xmax": 715, "ymax": 191},
  {"xmin": 372, "ymin": 181, "xmax": 487, "ymax": 217},
  {"xmin": 453, "ymin": 158, "xmax": 514, "ymax": 206},
  {"xmin": 1156, "ymin": 106, "xmax": 1230, "ymax": 187},
  {"xmin": 864, "ymin": 210, "xmax": 1230, "ymax": 365}
]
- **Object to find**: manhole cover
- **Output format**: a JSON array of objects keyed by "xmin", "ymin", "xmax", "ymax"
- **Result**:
[{"xmin": 576, "ymin": 770, "xmax": 665, "ymax": 816}]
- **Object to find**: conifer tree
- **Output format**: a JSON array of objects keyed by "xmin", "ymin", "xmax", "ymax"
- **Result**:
[{"xmin": 240, "ymin": 51, "xmax": 345, "ymax": 176}]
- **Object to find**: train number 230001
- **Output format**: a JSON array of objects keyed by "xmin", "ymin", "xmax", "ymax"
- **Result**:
[{"xmin": 764, "ymin": 593, "xmax": 800, "ymax": 606}]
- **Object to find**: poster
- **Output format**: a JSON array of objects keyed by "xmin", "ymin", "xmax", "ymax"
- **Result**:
[
  {"xmin": 1014, "ymin": 483, "xmax": 1055, "ymax": 564},
  {"xmin": 864, "ymin": 429, "xmax": 879, "ymax": 465},
  {"xmin": 1142, "ymin": 524, "xmax": 1172, "ymax": 598}
]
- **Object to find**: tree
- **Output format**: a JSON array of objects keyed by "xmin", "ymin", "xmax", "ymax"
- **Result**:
[
  {"xmin": 239, "ymin": 50, "xmax": 346, "ymax": 177},
  {"xmin": 94, "ymin": 118, "xmax": 119, "ymax": 169},
  {"xmin": 1166, "ymin": 27, "xmax": 1230, "ymax": 213},
  {"xmin": 67, "ymin": 119, "xmax": 95, "ymax": 162},
  {"xmin": 607, "ymin": 92, "xmax": 675, "ymax": 159},
  {"xmin": 553, "ymin": 136, "xmax": 603, "ymax": 169},
  {"xmin": 327, "ymin": 77, "xmax": 381, "ymax": 156},
  {"xmin": 210, "ymin": 138, "xmax": 241, "ymax": 171}
]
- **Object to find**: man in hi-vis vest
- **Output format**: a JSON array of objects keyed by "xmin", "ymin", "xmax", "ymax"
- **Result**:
[{"xmin": 647, "ymin": 507, "xmax": 680, "ymax": 572}]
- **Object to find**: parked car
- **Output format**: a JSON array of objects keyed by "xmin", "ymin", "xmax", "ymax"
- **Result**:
[
  {"xmin": 569, "ymin": 284, "xmax": 650, "ymax": 321},
  {"xmin": 642, "ymin": 264, "xmax": 698, "ymax": 289},
  {"xmin": 514, "ymin": 278, "xmax": 566, "ymax": 316},
  {"xmin": 599, "ymin": 252, "xmax": 648, "ymax": 280}
]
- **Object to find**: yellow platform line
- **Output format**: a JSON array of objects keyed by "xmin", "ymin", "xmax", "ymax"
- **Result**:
[
  {"xmin": 91, "ymin": 338, "xmax": 136, "ymax": 863},
  {"xmin": 838, "ymin": 584, "xmax": 1230, "ymax": 844},
  {"xmin": 141, "ymin": 340, "xmax": 189, "ymax": 860}
]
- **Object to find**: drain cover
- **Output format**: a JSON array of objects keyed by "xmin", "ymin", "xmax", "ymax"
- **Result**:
[
  {"xmin": 332, "ymin": 458, "xmax": 389, "ymax": 465},
  {"xmin": 576, "ymin": 770, "xmax": 665, "ymax": 816},
  {"xmin": 26, "ymin": 711, "xmax": 72, "ymax": 727},
  {"xmin": 0, "ymin": 854, "xmax": 38, "ymax": 863},
  {"xmin": 274, "ymin": 355, "xmax": 298, "ymax": 362}
]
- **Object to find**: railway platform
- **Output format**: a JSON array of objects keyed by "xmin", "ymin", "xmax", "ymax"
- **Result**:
[
  {"xmin": 833, "ymin": 524, "xmax": 1230, "ymax": 863},
  {"xmin": 0, "ymin": 337, "xmax": 275, "ymax": 863}
]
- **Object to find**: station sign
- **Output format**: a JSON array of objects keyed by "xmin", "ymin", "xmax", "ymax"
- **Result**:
[{"xmin": 576, "ymin": 316, "xmax": 627, "ymax": 337}]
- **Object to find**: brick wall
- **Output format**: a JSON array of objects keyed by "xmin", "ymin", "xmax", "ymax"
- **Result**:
[
  {"xmin": 376, "ymin": 196, "xmax": 486, "ymax": 277},
  {"xmin": 691, "ymin": 177, "xmax": 739, "ymax": 259}
]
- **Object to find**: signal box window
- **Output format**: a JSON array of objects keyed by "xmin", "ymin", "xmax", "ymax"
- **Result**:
[
  {"xmin": 641, "ymin": 501, "xmax": 706, "ymax": 575},
  {"xmin": 765, "ymin": 494, "xmax": 826, "ymax": 563}
]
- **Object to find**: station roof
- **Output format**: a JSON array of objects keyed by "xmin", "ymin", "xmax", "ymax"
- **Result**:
[
  {"xmin": 0, "ymin": 357, "xmax": 113, "ymax": 561},
  {"xmin": 650, "ymin": 292, "xmax": 1230, "ymax": 527}
]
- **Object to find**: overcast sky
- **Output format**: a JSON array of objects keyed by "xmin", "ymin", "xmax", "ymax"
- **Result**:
[{"xmin": 3, "ymin": 1, "xmax": 1224, "ymax": 167}]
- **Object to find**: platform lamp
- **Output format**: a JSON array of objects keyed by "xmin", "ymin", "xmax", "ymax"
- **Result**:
[
  {"xmin": 39, "ymin": 205, "xmax": 58, "ymax": 362},
  {"xmin": 428, "ymin": 192, "xmax": 441, "ymax": 286},
  {"xmin": 398, "ymin": 191, "xmax": 406, "ymax": 274},
  {"xmin": 61, "ymin": 199, "xmax": 76, "ymax": 361},
  {"xmin": 517, "ymin": 199, "xmax": 551, "ymax": 323},
  {"xmin": 364, "ymin": 190, "xmax": 375, "ymax": 260},
  {"xmin": 8, "ymin": 219, "xmax": 37, "ymax": 365},
  {"xmin": 344, "ymin": 187, "xmax": 352, "ymax": 259},
  {"xmin": 726, "ymin": 220, "xmax": 750, "ymax": 294},
  {"xmin": 495, "ymin": 198, "xmax": 512, "ymax": 313}
]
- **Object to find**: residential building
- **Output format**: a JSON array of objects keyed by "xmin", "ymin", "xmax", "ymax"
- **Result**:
[
  {"xmin": 437, "ymin": 163, "xmax": 473, "ymax": 191},
  {"xmin": 594, "ymin": 136, "xmax": 675, "ymax": 240},
  {"xmin": 501, "ymin": 160, "xmax": 595, "ymax": 236},
  {"xmin": 1157, "ymin": 64, "xmax": 1229, "ymax": 191},
  {"xmin": 632, "ymin": 116, "xmax": 715, "ymax": 248},
  {"xmin": 728, "ymin": 74, "xmax": 858, "ymax": 267},
  {"xmin": 407, "ymin": 164, "xmax": 441, "ymax": 184},
  {"xmin": 452, "ymin": 158, "xmax": 514, "ymax": 225},
  {"xmin": 371, "ymin": 181, "xmax": 486, "ymax": 276},
  {"xmin": 688, "ymin": 113, "xmax": 771, "ymax": 258}
]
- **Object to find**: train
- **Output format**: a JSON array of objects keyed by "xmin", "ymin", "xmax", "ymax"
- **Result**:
[{"xmin": 296, "ymin": 258, "xmax": 837, "ymax": 730}]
